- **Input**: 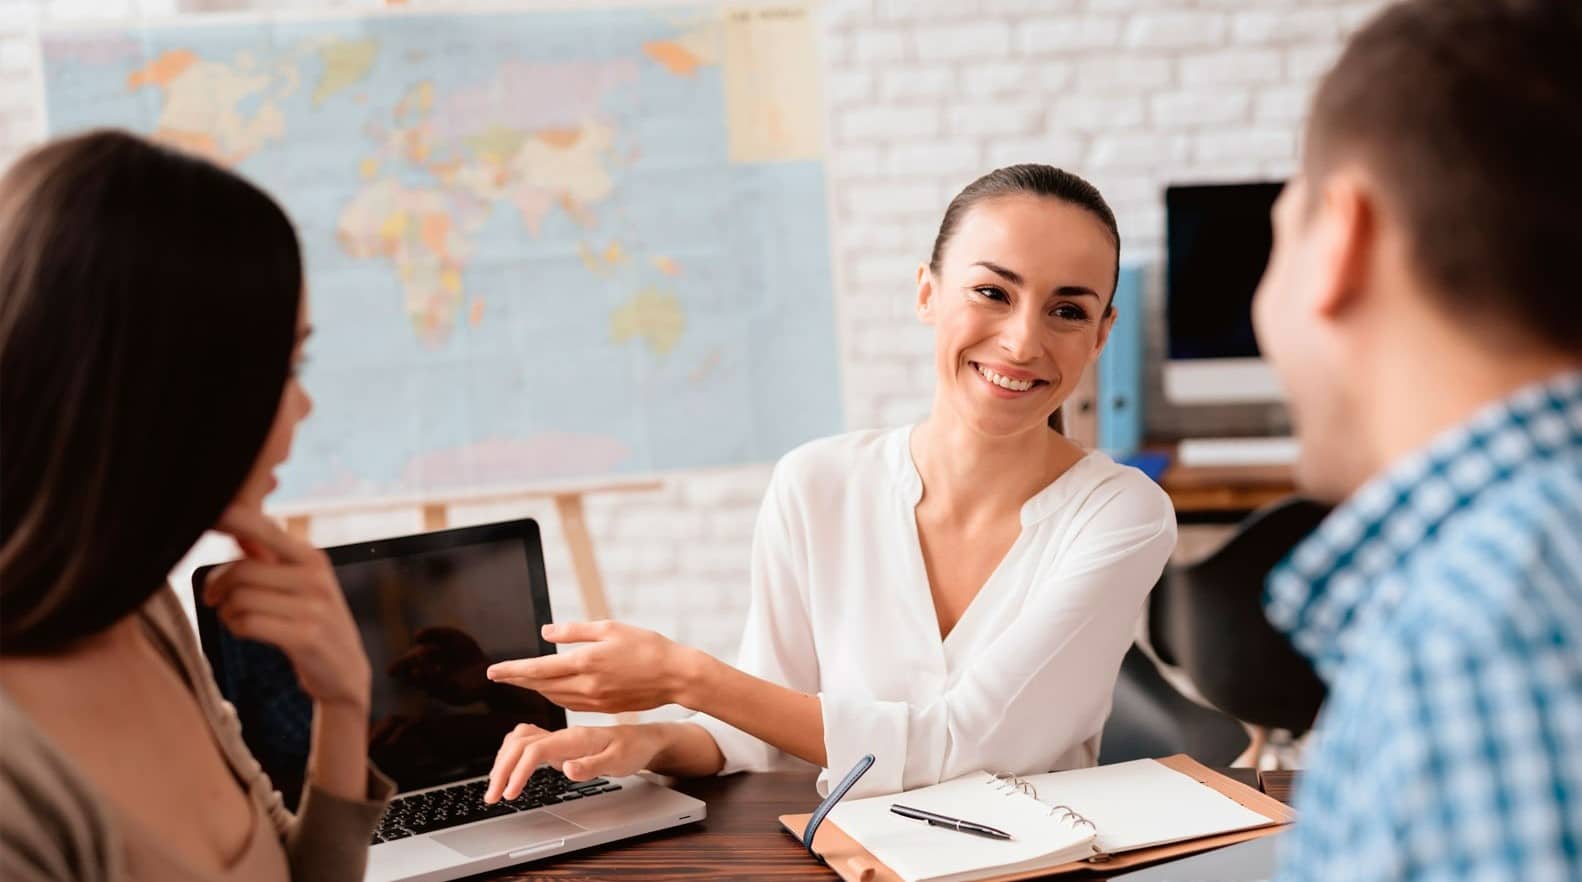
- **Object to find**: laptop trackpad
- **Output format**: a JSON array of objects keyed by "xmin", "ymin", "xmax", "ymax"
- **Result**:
[{"xmin": 433, "ymin": 812, "xmax": 585, "ymax": 858}]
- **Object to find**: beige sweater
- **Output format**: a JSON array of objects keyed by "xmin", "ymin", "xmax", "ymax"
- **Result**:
[{"xmin": 0, "ymin": 587, "xmax": 393, "ymax": 882}]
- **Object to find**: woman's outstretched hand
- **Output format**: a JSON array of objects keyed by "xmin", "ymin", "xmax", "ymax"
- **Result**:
[{"xmin": 485, "ymin": 620, "xmax": 709, "ymax": 714}]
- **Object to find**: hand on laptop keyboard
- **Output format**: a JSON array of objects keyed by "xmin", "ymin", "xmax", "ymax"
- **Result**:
[{"xmin": 373, "ymin": 768, "xmax": 622, "ymax": 843}]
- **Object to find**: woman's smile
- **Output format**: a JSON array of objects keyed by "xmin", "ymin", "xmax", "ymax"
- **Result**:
[{"xmin": 969, "ymin": 360, "xmax": 1048, "ymax": 398}]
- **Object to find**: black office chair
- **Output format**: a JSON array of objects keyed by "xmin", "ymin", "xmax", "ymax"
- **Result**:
[
  {"xmin": 1148, "ymin": 497, "xmax": 1332, "ymax": 760},
  {"xmin": 1099, "ymin": 643, "xmax": 1250, "ymax": 766}
]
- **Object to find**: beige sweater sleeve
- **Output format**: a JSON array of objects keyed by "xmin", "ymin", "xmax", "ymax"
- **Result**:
[{"xmin": 142, "ymin": 588, "xmax": 395, "ymax": 882}]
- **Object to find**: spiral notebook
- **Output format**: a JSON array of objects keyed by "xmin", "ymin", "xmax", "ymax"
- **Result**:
[{"xmin": 780, "ymin": 756, "xmax": 1294, "ymax": 882}]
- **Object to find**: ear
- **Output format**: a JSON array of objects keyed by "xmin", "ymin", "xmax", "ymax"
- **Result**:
[
  {"xmin": 1312, "ymin": 171, "xmax": 1376, "ymax": 320},
  {"xmin": 915, "ymin": 262, "xmax": 936, "ymax": 325}
]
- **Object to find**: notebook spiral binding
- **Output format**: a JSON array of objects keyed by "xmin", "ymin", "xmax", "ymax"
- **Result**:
[{"xmin": 986, "ymin": 772, "xmax": 1110, "ymax": 863}]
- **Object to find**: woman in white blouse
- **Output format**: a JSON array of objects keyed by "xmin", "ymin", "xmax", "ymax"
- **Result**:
[{"xmin": 483, "ymin": 165, "xmax": 1177, "ymax": 800}]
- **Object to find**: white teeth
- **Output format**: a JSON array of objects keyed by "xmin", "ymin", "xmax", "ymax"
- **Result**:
[{"xmin": 975, "ymin": 363, "xmax": 1036, "ymax": 392}]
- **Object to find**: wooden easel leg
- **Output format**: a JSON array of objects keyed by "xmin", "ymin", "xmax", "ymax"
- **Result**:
[
  {"xmin": 554, "ymin": 493, "xmax": 613, "ymax": 621},
  {"xmin": 284, "ymin": 515, "xmax": 312, "ymax": 542}
]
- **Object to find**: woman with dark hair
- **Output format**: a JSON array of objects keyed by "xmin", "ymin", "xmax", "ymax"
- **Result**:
[
  {"xmin": 0, "ymin": 131, "xmax": 389, "ymax": 881},
  {"xmin": 481, "ymin": 165, "xmax": 1178, "ymax": 800}
]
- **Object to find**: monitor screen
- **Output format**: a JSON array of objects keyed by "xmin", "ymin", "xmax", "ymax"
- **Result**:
[
  {"xmin": 1165, "ymin": 182, "xmax": 1284, "ymax": 362},
  {"xmin": 195, "ymin": 523, "xmax": 563, "ymax": 804}
]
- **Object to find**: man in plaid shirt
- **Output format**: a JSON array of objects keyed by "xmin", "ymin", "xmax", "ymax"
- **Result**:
[{"xmin": 1250, "ymin": 1, "xmax": 1582, "ymax": 880}]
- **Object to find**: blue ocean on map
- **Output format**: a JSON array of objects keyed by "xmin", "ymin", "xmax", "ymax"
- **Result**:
[{"xmin": 41, "ymin": 5, "xmax": 841, "ymax": 503}]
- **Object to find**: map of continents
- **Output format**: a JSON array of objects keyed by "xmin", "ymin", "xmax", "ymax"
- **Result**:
[{"xmin": 40, "ymin": 5, "xmax": 840, "ymax": 505}]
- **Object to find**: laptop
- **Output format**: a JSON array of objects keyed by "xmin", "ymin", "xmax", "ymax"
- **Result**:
[{"xmin": 192, "ymin": 518, "xmax": 706, "ymax": 882}]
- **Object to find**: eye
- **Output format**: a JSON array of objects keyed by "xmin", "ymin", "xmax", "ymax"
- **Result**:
[
  {"xmin": 972, "ymin": 286, "xmax": 1010, "ymax": 303},
  {"xmin": 1051, "ymin": 304, "xmax": 1089, "ymax": 321}
]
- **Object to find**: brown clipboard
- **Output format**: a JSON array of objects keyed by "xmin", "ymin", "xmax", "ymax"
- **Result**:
[{"xmin": 778, "ymin": 755, "xmax": 1295, "ymax": 882}]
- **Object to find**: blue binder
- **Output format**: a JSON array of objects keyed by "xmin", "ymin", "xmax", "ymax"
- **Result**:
[{"xmin": 1098, "ymin": 265, "xmax": 1144, "ymax": 457}]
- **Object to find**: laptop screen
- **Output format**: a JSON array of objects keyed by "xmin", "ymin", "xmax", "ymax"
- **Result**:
[{"xmin": 194, "ymin": 520, "xmax": 566, "ymax": 805}]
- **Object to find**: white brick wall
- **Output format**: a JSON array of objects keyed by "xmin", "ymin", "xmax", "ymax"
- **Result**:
[{"xmin": 0, "ymin": 0, "xmax": 1389, "ymax": 681}]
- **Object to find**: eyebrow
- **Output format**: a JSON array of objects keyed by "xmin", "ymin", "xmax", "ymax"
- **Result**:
[{"xmin": 972, "ymin": 261, "xmax": 1102, "ymax": 301}]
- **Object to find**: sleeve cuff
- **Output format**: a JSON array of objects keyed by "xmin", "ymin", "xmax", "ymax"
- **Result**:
[
  {"xmin": 819, "ymin": 691, "xmax": 909, "ymax": 800},
  {"xmin": 285, "ymin": 765, "xmax": 394, "ymax": 882},
  {"xmin": 690, "ymin": 712, "xmax": 807, "ymax": 776}
]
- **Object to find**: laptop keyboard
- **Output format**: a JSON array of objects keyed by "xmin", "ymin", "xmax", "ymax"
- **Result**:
[{"xmin": 372, "ymin": 767, "xmax": 622, "ymax": 843}]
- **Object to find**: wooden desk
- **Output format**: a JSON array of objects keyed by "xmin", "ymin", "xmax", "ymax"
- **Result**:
[
  {"xmin": 1155, "ymin": 452, "xmax": 1296, "ymax": 524},
  {"xmin": 1257, "ymin": 770, "xmax": 1300, "ymax": 806},
  {"xmin": 478, "ymin": 768, "xmax": 1276, "ymax": 881}
]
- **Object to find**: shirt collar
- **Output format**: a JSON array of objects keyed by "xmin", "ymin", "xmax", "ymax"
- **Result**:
[
  {"xmin": 887, "ymin": 424, "xmax": 1108, "ymax": 526},
  {"xmin": 1266, "ymin": 370, "xmax": 1582, "ymax": 680}
]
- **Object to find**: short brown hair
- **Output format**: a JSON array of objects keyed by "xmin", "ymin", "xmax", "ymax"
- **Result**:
[
  {"xmin": 0, "ymin": 131, "xmax": 302, "ymax": 651},
  {"xmin": 1305, "ymin": 0, "xmax": 1582, "ymax": 352}
]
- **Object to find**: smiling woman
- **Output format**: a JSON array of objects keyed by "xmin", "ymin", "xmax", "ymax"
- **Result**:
[
  {"xmin": 922, "ymin": 165, "xmax": 1119, "ymax": 436},
  {"xmin": 480, "ymin": 165, "xmax": 1177, "ymax": 802}
]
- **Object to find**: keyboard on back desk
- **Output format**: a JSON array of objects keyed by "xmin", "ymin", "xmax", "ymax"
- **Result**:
[{"xmin": 372, "ymin": 767, "xmax": 622, "ymax": 843}]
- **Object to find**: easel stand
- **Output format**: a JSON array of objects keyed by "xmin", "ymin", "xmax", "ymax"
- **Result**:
[{"xmin": 280, "ymin": 479, "xmax": 660, "ymax": 632}]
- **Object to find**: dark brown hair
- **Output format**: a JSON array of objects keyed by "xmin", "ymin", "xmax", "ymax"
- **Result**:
[
  {"xmin": 0, "ymin": 130, "xmax": 302, "ymax": 651},
  {"xmin": 929, "ymin": 164, "xmax": 1121, "ymax": 432},
  {"xmin": 1306, "ymin": 0, "xmax": 1582, "ymax": 352},
  {"xmin": 929, "ymin": 163, "xmax": 1121, "ymax": 304}
]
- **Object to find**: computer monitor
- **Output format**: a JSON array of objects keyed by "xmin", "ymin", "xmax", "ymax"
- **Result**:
[{"xmin": 1164, "ymin": 181, "xmax": 1286, "ymax": 405}]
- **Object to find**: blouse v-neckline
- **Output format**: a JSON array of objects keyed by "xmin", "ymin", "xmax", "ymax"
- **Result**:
[{"xmin": 889, "ymin": 425, "xmax": 1097, "ymax": 653}]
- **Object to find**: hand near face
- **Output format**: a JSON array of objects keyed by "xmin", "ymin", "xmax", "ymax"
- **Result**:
[
  {"xmin": 204, "ymin": 505, "xmax": 371, "ymax": 712},
  {"xmin": 485, "ymin": 620, "xmax": 700, "ymax": 714}
]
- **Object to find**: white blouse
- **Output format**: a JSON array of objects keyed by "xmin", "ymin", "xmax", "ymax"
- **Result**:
[{"xmin": 692, "ymin": 426, "xmax": 1178, "ymax": 799}]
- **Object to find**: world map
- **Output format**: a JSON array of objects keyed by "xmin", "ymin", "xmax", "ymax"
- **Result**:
[{"xmin": 40, "ymin": 4, "xmax": 841, "ymax": 505}]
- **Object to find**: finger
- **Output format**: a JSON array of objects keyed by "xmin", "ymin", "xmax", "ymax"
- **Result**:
[
  {"xmin": 202, "ymin": 560, "xmax": 303, "ymax": 605},
  {"xmin": 532, "ymin": 684, "xmax": 607, "ymax": 712},
  {"xmin": 199, "ymin": 562, "xmax": 240, "ymax": 607},
  {"xmin": 535, "ymin": 728, "xmax": 608, "ymax": 771},
  {"xmin": 564, "ymin": 742, "xmax": 626, "ymax": 781},
  {"xmin": 502, "ymin": 747, "xmax": 545, "ymax": 801},
  {"xmin": 223, "ymin": 610, "xmax": 305, "ymax": 649},
  {"xmin": 216, "ymin": 586, "xmax": 318, "ymax": 623},
  {"xmin": 507, "ymin": 729, "xmax": 604, "ymax": 796},
  {"xmin": 540, "ymin": 620, "xmax": 613, "ymax": 644},
  {"xmin": 486, "ymin": 724, "xmax": 547, "ymax": 803},
  {"xmin": 216, "ymin": 504, "xmax": 316, "ymax": 566},
  {"xmin": 487, "ymin": 653, "xmax": 580, "ymax": 683},
  {"xmin": 485, "ymin": 730, "xmax": 528, "ymax": 803}
]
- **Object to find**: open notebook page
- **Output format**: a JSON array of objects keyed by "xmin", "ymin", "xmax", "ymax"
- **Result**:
[
  {"xmin": 828, "ymin": 772, "xmax": 1096, "ymax": 882},
  {"xmin": 1023, "ymin": 759, "xmax": 1273, "ymax": 856}
]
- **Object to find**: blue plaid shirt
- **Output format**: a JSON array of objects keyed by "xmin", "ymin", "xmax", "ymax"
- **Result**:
[{"xmin": 1267, "ymin": 370, "xmax": 1582, "ymax": 882}]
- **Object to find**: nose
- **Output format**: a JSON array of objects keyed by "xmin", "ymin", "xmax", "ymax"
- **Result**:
[{"xmin": 996, "ymin": 302, "xmax": 1042, "ymax": 362}]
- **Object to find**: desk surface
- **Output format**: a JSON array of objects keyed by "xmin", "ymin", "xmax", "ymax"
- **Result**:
[
  {"xmin": 480, "ymin": 768, "xmax": 1274, "ymax": 881},
  {"xmin": 1154, "ymin": 451, "xmax": 1296, "ymax": 521}
]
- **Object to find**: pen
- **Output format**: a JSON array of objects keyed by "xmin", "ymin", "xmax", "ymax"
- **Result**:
[{"xmin": 890, "ymin": 804, "xmax": 1013, "ymax": 841}]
